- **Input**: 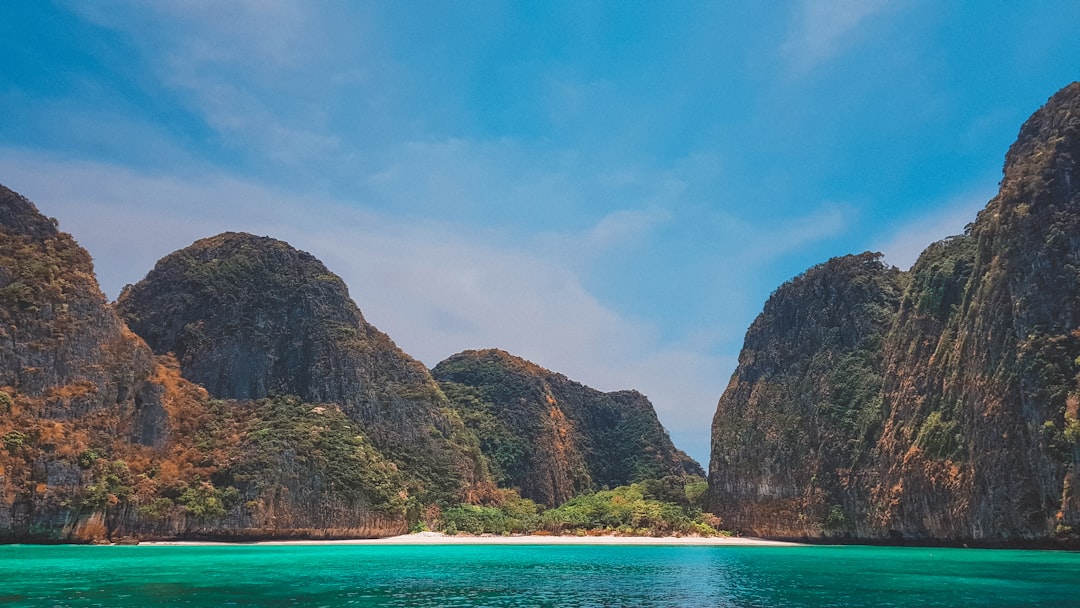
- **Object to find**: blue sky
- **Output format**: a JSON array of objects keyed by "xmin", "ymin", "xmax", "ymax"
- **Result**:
[{"xmin": 1, "ymin": 1, "xmax": 1078, "ymax": 465}]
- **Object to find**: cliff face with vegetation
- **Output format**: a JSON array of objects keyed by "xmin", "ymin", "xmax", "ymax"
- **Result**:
[
  {"xmin": 709, "ymin": 253, "xmax": 905, "ymax": 537},
  {"xmin": 116, "ymin": 232, "xmax": 485, "ymax": 505},
  {"xmin": 0, "ymin": 183, "xmax": 167, "ymax": 540},
  {"xmin": 434, "ymin": 349, "xmax": 703, "ymax": 506},
  {"xmin": 0, "ymin": 189, "xmax": 415, "ymax": 542},
  {"xmin": 709, "ymin": 82, "xmax": 1080, "ymax": 545},
  {"xmin": 0, "ymin": 191, "xmax": 705, "ymax": 543}
]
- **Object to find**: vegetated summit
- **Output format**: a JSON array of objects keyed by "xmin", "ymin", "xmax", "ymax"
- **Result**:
[
  {"xmin": 116, "ymin": 231, "xmax": 484, "ymax": 504},
  {"xmin": 709, "ymin": 81, "xmax": 1080, "ymax": 547}
]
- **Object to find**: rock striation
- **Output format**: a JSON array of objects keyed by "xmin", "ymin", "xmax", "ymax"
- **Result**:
[
  {"xmin": 709, "ymin": 82, "xmax": 1080, "ymax": 546},
  {"xmin": 434, "ymin": 349, "xmax": 703, "ymax": 506}
]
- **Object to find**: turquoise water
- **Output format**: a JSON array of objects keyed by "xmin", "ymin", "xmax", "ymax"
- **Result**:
[{"xmin": 0, "ymin": 543, "xmax": 1076, "ymax": 607}]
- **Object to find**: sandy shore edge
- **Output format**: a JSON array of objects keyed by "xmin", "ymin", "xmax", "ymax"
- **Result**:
[{"xmin": 139, "ymin": 532, "xmax": 799, "ymax": 547}]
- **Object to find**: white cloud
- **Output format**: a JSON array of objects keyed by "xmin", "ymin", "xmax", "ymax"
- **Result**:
[
  {"xmin": 738, "ymin": 201, "xmax": 853, "ymax": 261},
  {"xmin": 72, "ymin": 0, "xmax": 339, "ymax": 74},
  {"xmin": 782, "ymin": 0, "xmax": 894, "ymax": 73},
  {"xmin": 68, "ymin": 0, "xmax": 379, "ymax": 175},
  {"xmin": 876, "ymin": 189, "xmax": 991, "ymax": 270}
]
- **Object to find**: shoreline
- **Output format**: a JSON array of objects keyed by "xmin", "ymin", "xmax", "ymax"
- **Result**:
[{"xmin": 139, "ymin": 532, "xmax": 801, "ymax": 547}]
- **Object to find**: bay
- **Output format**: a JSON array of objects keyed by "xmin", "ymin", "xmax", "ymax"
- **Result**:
[{"xmin": 0, "ymin": 543, "xmax": 1076, "ymax": 607}]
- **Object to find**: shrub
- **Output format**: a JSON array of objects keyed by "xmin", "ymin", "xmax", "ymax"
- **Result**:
[
  {"xmin": 137, "ymin": 498, "xmax": 176, "ymax": 521},
  {"xmin": 536, "ymin": 481, "xmax": 724, "ymax": 536},
  {"xmin": 2, "ymin": 431, "xmax": 27, "ymax": 451},
  {"xmin": 77, "ymin": 449, "xmax": 103, "ymax": 469},
  {"xmin": 178, "ymin": 483, "xmax": 238, "ymax": 522},
  {"xmin": 915, "ymin": 411, "xmax": 963, "ymax": 460}
]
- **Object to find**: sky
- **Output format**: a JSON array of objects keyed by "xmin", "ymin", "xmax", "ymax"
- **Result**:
[{"xmin": 1, "ymin": 1, "xmax": 1078, "ymax": 465}]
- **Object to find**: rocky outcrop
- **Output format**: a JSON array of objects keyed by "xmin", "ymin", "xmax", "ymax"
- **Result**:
[
  {"xmin": 870, "ymin": 81, "xmax": 1080, "ymax": 543},
  {"xmin": 434, "ymin": 349, "xmax": 703, "ymax": 506},
  {"xmin": 709, "ymin": 82, "xmax": 1080, "ymax": 546},
  {"xmin": 116, "ymin": 232, "xmax": 484, "ymax": 504},
  {"xmin": 0, "ymin": 184, "xmax": 162, "ymax": 433},
  {"xmin": 0, "ymin": 183, "xmax": 169, "ymax": 541},
  {"xmin": 709, "ymin": 253, "xmax": 905, "ymax": 537}
]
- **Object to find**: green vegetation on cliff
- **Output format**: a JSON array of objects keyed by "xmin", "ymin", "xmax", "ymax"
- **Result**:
[
  {"xmin": 709, "ymin": 82, "xmax": 1080, "ymax": 545},
  {"xmin": 1, "ymin": 188, "xmax": 708, "ymax": 542},
  {"xmin": 434, "ymin": 349, "xmax": 703, "ymax": 507},
  {"xmin": 116, "ymin": 232, "xmax": 485, "ymax": 507},
  {"xmin": 709, "ymin": 253, "xmax": 904, "ymax": 537}
]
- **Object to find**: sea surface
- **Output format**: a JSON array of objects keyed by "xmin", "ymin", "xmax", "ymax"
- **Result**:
[{"xmin": 0, "ymin": 543, "xmax": 1076, "ymax": 607}]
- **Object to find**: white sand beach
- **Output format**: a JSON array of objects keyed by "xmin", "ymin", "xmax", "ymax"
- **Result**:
[{"xmin": 141, "ymin": 532, "xmax": 799, "ymax": 547}]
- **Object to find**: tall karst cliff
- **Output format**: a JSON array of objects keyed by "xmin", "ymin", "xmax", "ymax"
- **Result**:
[
  {"xmin": 0, "ymin": 183, "xmax": 169, "ymax": 540},
  {"xmin": 709, "ymin": 82, "xmax": 1080, "ymax": 545},
  {"xmin": 116, "ymin": 232, "xmax": 486, "ymax": 505},
  {"xmin": 434, "ymin": 349, "xmax": 703, "ymax": 506},
  {"xmin": 709, "ymin": 253, "xmax": 906, "ymax": 537},
  {"xmin": 0, "ymin": 189, "xmax": 419, "ymax": 542}
]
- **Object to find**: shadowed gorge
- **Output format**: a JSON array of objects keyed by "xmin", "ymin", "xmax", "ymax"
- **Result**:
[
  {"xmin": 435, "ymin": 349, "xmax": 703, "ymax": 506},
  {"xmin": 709, "ymin": 82, "xmax": 1080, "ymax": 546}
]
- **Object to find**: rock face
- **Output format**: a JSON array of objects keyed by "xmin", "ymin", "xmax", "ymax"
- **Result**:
[
  {"xmin": 709, "ymin": 82, "xmax": 1080, "ymax": 545},
  {"xmin": 434, "ymin": 349, "xmax": 703, "ymax": 506},
  {"xmin": 0, "ymin": 189, "xmax": 410, "ymax": 542},
  {"xmin": 116, "ymin": 232, "xmax": 482, "ymax": 503},
  {"xmin": 0, "ymin": 185, "xmax": 161, "ymax": 430},
  {"xmin": 709, "ymin": 253, "xmax": 905, "ymax": 537},
  {"xmin": 0, "ymin": 183, "xmax": 168, "ymax": 541}
]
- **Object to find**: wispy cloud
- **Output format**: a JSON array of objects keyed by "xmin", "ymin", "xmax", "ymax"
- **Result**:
[
  {"xmin": 68, "ymin": 0, "xmax": 382, "ymax": 177},
  {"xmin": 781, "ymin": 0, "xmax": 895, "ymax": 74},
  {"xmin": 738, "ymin": 201, "xmax": 853, "ymax": 261},
  {"xmin": 875, "ymin": 189, "xmax": 991, "ymax": 270}
]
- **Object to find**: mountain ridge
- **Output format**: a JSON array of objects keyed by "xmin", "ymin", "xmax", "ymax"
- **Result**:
[
  {"xmin": 0, "ymin": 201, "xmax": 699, "ymax": 541},
  {"xmin": 708, "ymin": 81, "xmax": 1080, "ymax": 546}
]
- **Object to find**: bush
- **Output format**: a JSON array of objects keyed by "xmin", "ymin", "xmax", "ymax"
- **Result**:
[
  {"xmin": 915, "ymin": 411, "xmax": 963, "ymax": 460},
  {"xmin": 536, "ymin": 480, "xmax": 723, "ymax": 536},
  {"xmin": 137, "ymin": 498, "xmax": 175, "ymax": 521},
  {"xmin": 434, "ymin": 479, "xmax": 725, "ymax": 537},
  {"xmin": 178, "ymin": 483, "xmax": 239, "ymax": 522},
  {"xmin": 2, "ymin": 430, "xmax": 27, "ymax": 451},
  {"xmin": 441, "ymin": 505, "xmax": 507, "ymax": 535},
  {"xmin": 77, "ymin": 449, "xmax": 103, "ymax": 469}
]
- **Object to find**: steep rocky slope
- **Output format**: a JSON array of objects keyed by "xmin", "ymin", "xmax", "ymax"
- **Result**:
[
  {"xmin": 0, "ymin": 188, "xmax": 410, "ymax": 542},
  {"xmin": 709, "ymin": 253, "xmax": 905, "ymax": 537},
  {"xmin": 0, "ymin": 183, "xmax": 171, "ymax": 540},
  {"xmin": 709, "ymin": 82, "xmax": 1080, "ymax": 545},
  {"xmin": 434, "ymin": 349, "xmax": 703, "ymax": 506},
  {"xmin": 116, "ymin": 232, "xmax": 485, "ymax": 504}
]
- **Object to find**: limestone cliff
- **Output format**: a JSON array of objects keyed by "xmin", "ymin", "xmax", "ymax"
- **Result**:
[
  {"xmin": 434, "ymin": 349, "xmax": 703, "ymax": 506},
  {"xmin": 709, "ymin": 253, "xmax": 905, "ymax": 537},
  {"xmin": 0, "ymin": 188, "xmax": 409, "ymax": 542},
  {"xmin": 709, "ymin": 82, "xmax": 1080, "ymax": 545},
  {"xmin": 0, "ymin": 183, "xmax": 167, "ymax": 541},
  {"xmin": 116, "ymin": 232, "xmax": 484, "ymax": 504}
]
